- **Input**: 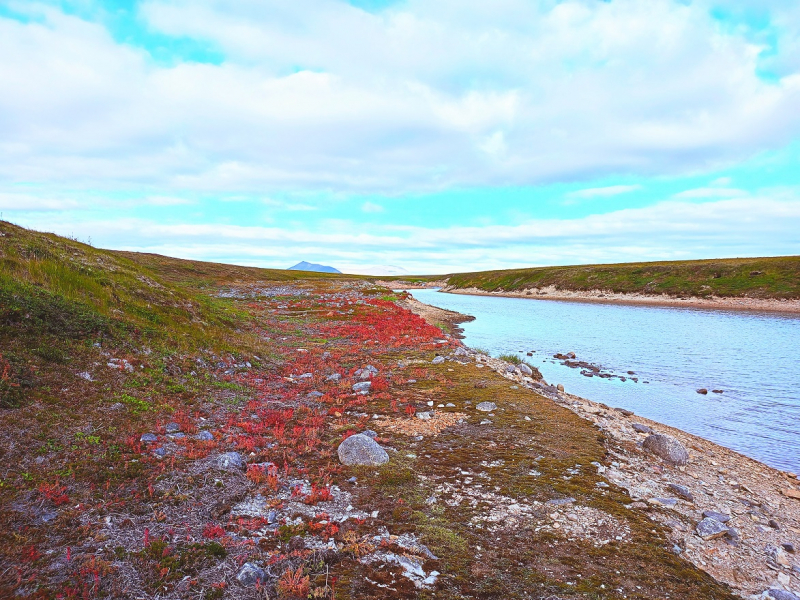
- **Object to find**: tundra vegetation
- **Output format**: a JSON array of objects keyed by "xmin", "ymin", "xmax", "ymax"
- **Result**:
[
  {"xmin": 0, "ymin": 221, "xmax": 736, "ymax": 598},
  {"xmin": 391, "ymin": 256, "xmax": 800, "ymax": 299}
]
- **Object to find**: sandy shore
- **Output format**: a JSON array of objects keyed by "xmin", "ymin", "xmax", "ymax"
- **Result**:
[
  {"xmin": 402, "ymin": 295, "xmax": 800, "ymax": 599},
  {"xmin": 441, "ymin": 285, "xmax": 800, "ymax": 314}
]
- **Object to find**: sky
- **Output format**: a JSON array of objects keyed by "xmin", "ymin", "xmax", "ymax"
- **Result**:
[{"xmin": 2, "ymin": 0, "xmax": 800, "ymax": 274}]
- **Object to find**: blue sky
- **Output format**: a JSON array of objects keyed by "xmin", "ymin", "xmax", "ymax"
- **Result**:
[{"xmin": 2, "ymin": 0, "xmax": 800, "ymax": 274}]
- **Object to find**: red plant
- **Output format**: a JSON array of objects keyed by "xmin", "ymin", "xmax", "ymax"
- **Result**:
[
  {"xmin": 302, "ymin": 484, "xmax": 333, "ymax": 505},
  {"xmin": 39, "ymin": 481, "xmax": 69, "ymax": 506},
  {"xmin": 203, "ymin": 524, "xmax": 225, "ymax": 539},
  {"xmin": 276, "ymin": 566, "xmax": 310, "ymax": 597},
  {"xmin": 404, "ymin": 404, "xmax": 416, "ymax": 416}
]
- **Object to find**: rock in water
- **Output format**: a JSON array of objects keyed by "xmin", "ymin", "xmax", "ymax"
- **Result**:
[
  {"xmin": 217, "ymin": 452, "xmax": 245, "ymax": 470},
  {"xmin": 696, "ymin": 388, "xmax": 708, "ymax": 395},
  {"xmin": 696, "ymin": 517, "xmax": 728, "ymax": 540},
  {"xmin": 236, "ymin": 562, "xmax": 267, "ymax": 586},
  {"xmin": 338, "ymin": 434, "xmax": 389, "ymax": 466},
  {"xmin": 642, "ymin": 434, "xmax": 689, "ymax": 465}
]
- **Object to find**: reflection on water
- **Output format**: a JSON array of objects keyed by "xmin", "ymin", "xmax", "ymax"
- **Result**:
[{"xmin": 407, "ymin": 289, "xmax": 800, "ymax": 473}]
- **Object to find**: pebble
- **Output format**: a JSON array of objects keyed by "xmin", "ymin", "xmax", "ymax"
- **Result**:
[
  {"xmin": 617, "ymin": 408, "xmax": 634, "ymax": 416},
  {"xmin": 195, "ymin": 430, "xmax": 214, "ymax": 441},
  {"xmin": 783, "ymin": 542, "xmax": 796, "ymax": 553},
  {"xmin": 416, "ymin": 412, "xmax": 433, "ymax": 420},
  {"xmin": 476, "ymin": 402, "xmax": 497, "ymax": 412},
  {"xmin": 642, "ymin": 434, "xmax": 689, "ymax": 466},
  {"xmin": 479, "ymin": 419, "xmax": 492, "ymax": 425},
  {"xmin": 140, "ymin": 433, "xmax": 158, "ymax": 443},
  {"xmin": 432, "ymin": 356, "xmax": 445, "ymax": 365},
  {"xmin": 667, "ymin": 483, "xmax": 694, "ymax": 502},
  {"xmin": 337, "ymin": 434, "xmax": 389, "ymax": 466},
  {"xmin": 165, "ymin": 422, "xmax": 180, "ymax": 434},
  {"xmin": 632, "ymin": 423, "xmax": 653, "ymax": 434},
  {"xmin": 546, "ymin": 497, "xmax": 576, "ymax": 506},
  {"xmin": 326, "ymin": 373, "xmax": 341, "ymax": 382},
  {"xmin": 152, "ymin": 447, "xmax": 167, "ymax": 458},
  {"xmin": 236, "ymin": 562, "xmax": 267, "ymax": 586},
  {"xmin": 649, "ymin": 497, "xmax": 679, "ymax": 507},
  {"xmin": 696, "ymin": 517, "xmax": 729, "ymax": 540}
]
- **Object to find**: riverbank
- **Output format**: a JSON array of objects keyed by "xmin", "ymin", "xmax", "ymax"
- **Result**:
[
  {"xmin": 403, "ymin": 295, "xmax": 800, "ymax": 599},
  {"xmin": 441, "ymin": 285, "xmax": 800, "ymax": 314}
]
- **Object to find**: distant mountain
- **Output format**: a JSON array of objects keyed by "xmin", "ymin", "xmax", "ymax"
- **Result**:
[{"xmin": 288, "ymin": 261, "xmax": 341, "ymax": 274}]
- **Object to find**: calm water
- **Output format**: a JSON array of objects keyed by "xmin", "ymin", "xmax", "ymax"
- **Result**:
[{"xmin": 408, "ymin": 289, "xmax": 800, "ymax": 473}]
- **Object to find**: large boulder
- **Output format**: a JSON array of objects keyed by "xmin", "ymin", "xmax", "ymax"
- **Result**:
[
  {"xmin": 642, "ymin": 434, "xmax": 689, "ymax": 466},
  {"xmin": 338, "ymin": 434, "xmax": 389, "ymax": 466},
  {"xmin": 763, "ymin": 590, "xmax": 800, "ymax": 600}
]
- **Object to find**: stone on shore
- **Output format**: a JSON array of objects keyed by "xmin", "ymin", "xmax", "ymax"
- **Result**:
[
  {"xmin": 518, "ymin": 363, "xmax": 533, "ymax": 376},
  {"xmin": 632, "ymin": 423, "xmax": 653, "ymax": 434},
  {"xmin": 762, "ymin": 590, "xmax": 800, "ymax": 600},
  {"xmin": 642, "ymin": 434, "xmax": 689, "ymax": 466},
  {"xmin": 667, "ymin": 483, "xmax": 694, "ymax": 502},
  {"xmin": 696, "ymin": 517, "xmax": 728, "ymax": 540},
  {"xmin": 338, "ymin": 434, "xmax": 389, "ymax": 466}
]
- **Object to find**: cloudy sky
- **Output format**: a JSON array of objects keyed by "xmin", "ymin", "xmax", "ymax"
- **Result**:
[{"xmin": 2, "ymin": 0, "xmax": 800, "ymax": 274}]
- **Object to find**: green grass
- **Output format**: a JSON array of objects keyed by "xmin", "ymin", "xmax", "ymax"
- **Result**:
[{"xmin": 414, "ymin": 256, "xmax": 800, "ymax": 299}]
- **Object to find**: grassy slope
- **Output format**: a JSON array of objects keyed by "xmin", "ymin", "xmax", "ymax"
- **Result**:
[
  {"xmin": 0, "ymin": 221, "xmax": 737, "ymax": 599},
  {"xmin": 385, "ymin": 256, "xmax": 800, "ymax": 299}
]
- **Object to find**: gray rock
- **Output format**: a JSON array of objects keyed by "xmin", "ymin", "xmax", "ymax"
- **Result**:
[
  {"xmin": 152, "ymin": 447, "xmax": 167, "ymax": 458},
  {"xmin": 416, "ymin": 411, "xmax": 433, "ymax": 420},
  {"xmin": 479, "ymin": 419, "xmax": 492, "ymax": 425},
  {"xmin": 519, "ymin": 363, "xmax": 533, "ymax": 376},
  {"xmin": 165, "ymin": 422, "xmax": 180, "ymax": 434},
  {"xmin": 702, "ymin": 510, "xmax": 731, "ymax": 523},
  {"xmin": 432, "ymin": 356, "xmax": 445, "ymax": 365},
  {"xmin": 362, "ymin": 430, "xmax": 378, "ymax": 439},
  {"xmin": 505, "ymin": 364, "xmax": 516, "ymax": 373},
  {"xmin": 298, "ymin": 372, "xmax": 313, "ymax": 379},
  {"xmin": 326, "ymin": 373, "xmax": 341, "ymax": 382},
  {"xmin": 642, "ymin": 434, "xmax": 689, "ymax": 465},
  {"xmin": 236, "ymin": 562, "xmax": 267, "ymax": 586},
  {"xmin": 667, "ymin": 483, "xmax": 694, "ymax": 502},
  {"xmin": 617, "ymin": 408, "xmax": 634, "ymax": 416},
  {"xmin": 307, "ymin": 390, "xmax": 324, "ymax": 398},
  {"xmin": 650, "ymin": 497, "xmax": 679, "ymax": 507},
  {"xmin": 476, "ymin": 402, "xmax": 497, "ymax": 412},
  {"xmin": 454, "ymin": 347, "xmax": 468, "ymax": 357},
  {"xmin": 632, "ymin": 423, "xmax": 653, "ymax": 434},
  {"xmin": 352, "ymin": 381, "xmax": 372, "ymax": 393},
  {"xmin": 696, "ymin": 517, "xmax": 728, "ymax": 540},
  {"xmin": 762, "ymin": 590, "xmax": 800, "ymax": 600},
  {"xmin": 140, "ymin": 433, "xmax": 158, "ymax": 443},
  {"xmin": 322, "ymin": 351, "xmax": 331, "ymax": 360},
  {"xmin": 195, "ymin": 430, "xmax": 214, "ymax": 441},
  {"xmin": 217, "ymin": 452, "xmax": 245, "ymax": 470},
  {"xmin": 167, "ymin": 432, "xmax": 185, "ymax": 440},
  {"xmin": 783, "ymin": 543, "xmax": 796, "ymax": 553},
  {"xmin": 365, "ymin": 364, "xmax": 379, "ymax": 375},
  {"xmin": 547, "ymin": 497, "xmax": 576, "ymax": 506},
  {"xmin": 337, "ymin": 434, "xmax": 389, "ymax": 466}
]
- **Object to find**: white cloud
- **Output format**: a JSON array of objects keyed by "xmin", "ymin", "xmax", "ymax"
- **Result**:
[
  {"xmin": 16, "ymin": 195, "xmax": 800, "ymax": 274},
  {"xmin": 673, "ymin": 187, "xmax": 748, "ymax": 199},
  {"xmin": 361, "ymin": 201, "xmax": 384, "ymax": 213},
  {"xmin": 0, "ymin": 1, "xmax": 799, "ymax": 195},
  {"xmin": 567, "ymin": 185, "xmax": 643, "ymax": 199}
]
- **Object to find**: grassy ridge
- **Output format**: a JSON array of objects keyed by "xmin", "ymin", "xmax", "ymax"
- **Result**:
[{"xmin": 438, "ymin": 256, "xmax": 800, "ymax": 299}]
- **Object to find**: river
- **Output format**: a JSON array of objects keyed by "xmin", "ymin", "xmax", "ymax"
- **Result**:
[{"xmin": 406, "ymin": 288, "xmax": 800, "ymax": 473}]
